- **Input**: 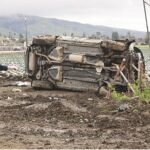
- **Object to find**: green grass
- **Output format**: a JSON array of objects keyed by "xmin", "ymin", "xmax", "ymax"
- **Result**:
[
  {"xmin": 132, "ymin": 83, "xmax": 150, "ymax": 102},
  {"xmin": 111, "ymin": 82, "xmax": 150, "ymax": 102},
  {"xmin": 111, "ymin": 90, "xmax": 130, "ymax": 101},
  {"xmin": 136, "ymin": 45, "xmax": 150, "ymax": 50}
]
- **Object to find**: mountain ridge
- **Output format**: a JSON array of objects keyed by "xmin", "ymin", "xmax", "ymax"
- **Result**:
[{"xmin": 0, "ymin": 14, "xmax": 146, "ymax": 38}]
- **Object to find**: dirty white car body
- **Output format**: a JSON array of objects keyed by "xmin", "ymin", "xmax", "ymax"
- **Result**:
[{"xmin": 25, "ymin": 35, "xmax": 144, "ymax": 92}]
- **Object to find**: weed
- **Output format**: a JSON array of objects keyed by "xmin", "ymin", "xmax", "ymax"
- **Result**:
[
  {"xmin": 133, "ymin": 109, "xmax": 139, "ymax": 113},
  {"xmin": 132, "ymin": 82, "xmax": 150, "ymax": 102},
  {"xmin": 111, "ymin": 82, "xmax": 150, "ymax": 102},
  {"xmin": 108, "ymin": 83, "xmax": 130, "ymax": 101},
  {"xmin": 111, "ymin": 90, "xmax": 129, "ymax": 101}
]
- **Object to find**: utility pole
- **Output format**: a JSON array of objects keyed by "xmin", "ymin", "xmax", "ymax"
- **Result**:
[
  {"xmin": 143, "ymin": 0, "xmax": 150, "ymax": 48},
  {"xmin": 25, "ymin": 16, "xmax": 28, "ymax": 47}
]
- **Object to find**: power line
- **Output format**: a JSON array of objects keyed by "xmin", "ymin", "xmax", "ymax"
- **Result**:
[
  {"xmin": 145, "ymin": 1, "xmax": 150, "ymax": 6},
  {"xmin": 143, "ymin": 0, "xmax": 150, "ymax": 48}
]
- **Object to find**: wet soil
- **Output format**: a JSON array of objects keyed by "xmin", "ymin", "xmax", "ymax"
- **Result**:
[{"xmin": 0, "ymin": 76, "xmax": 150, "ymax": 148}]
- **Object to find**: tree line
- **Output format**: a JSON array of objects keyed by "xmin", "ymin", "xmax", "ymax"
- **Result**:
[{"xmin": 0, "ymin": 31, "xmax": 149, "ymax": 44}]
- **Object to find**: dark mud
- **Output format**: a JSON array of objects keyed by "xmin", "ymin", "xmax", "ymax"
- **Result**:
[{"xmin": 0, "ymin": 76, "xmax": 150, "ymax": 148}]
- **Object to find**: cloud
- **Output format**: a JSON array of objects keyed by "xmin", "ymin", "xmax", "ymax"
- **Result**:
[{"xmin": 0, "ymin": 0, "xmax": 149, "ymax": 31}]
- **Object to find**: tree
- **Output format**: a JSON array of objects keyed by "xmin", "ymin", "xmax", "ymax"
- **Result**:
[
  {"xmin": 19, "ymin": 33, "xmax": 25, "ymax": 43},
  {"xmin": 112, "ymin": 32, "xmax": 119, "ymax": 40},
  {"xmin": 19, "ymin": 33, "xmax": 24, "ymax": 39},
  {"xmin": 63, "ymin": 33, "xmax": 67, "ymax": 36},
  {"xmin": 96, "ymin": 32, "xmax": 101, "ymax": 39},
  {"xmin": 8, "ymin": 32, "xmax": 12, "ymax": 39},
  {"xmin": 82, "ymin": 32, "xmax": 86, "ymax": 38},
  {"xmin": 71, "ymin": 33, "xmax": 74, "ymax": 37},
  {"xmin": 126, "ymin": 32, "xmax": 131, "ymax": 39},
  {"xmin": 120, "ymin": 35, "xmax": 126, "ymax": 40},
  {"xmin": 88, "ymin": 34, "xmax": 96, "ymax": 39}
]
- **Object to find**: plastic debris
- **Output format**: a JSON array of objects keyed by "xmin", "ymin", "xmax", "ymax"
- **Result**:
[
  {"xmin": 7, "ymin": 97, "xmax": 13, "ymax": 100},
  {"xmin": 16, "ymin": 81, "xmax": 31, "ymax": 87},
  {"xmin": 118, "ymin": 103, "xmax": 129, "ymax": 112},
  {"xmin": 12, "ymin": 88, "xmax": 22, "ymax": 92},
  {"xmin": 88, "ymin": 98, "xmax": 93, "ymax": 101}
]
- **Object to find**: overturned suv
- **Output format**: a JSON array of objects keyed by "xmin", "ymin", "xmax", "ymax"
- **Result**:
[{"xmin": 25, "ymin": 35, "xmax": 144, "ymax": 92}]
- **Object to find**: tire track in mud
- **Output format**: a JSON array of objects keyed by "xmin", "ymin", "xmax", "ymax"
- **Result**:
[
  {"xmin": 59, "ymin": 98, "xmax": 87, "ymax": 113},
  {"xmin": 0, "ymin": 80, "xmax": 150, "ymax": 148}
]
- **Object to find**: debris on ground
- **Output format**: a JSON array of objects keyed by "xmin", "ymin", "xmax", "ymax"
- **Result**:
[
  {"xmin": 12, "ymin": 88, "xmax": 22, "ymax": 92},
  {"xmin": 118, "ymin": 103, "xmax": 129, "ymax": 112},
  {"xmin": 0, "ymin": 76, "xmax": 150, "ymax": 149}
]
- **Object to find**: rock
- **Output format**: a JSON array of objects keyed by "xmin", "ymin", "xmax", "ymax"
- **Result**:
[
  {"xmin": 53, "ymin": 97, "xmax": 59, "ymax": 100},
  {"xmin": 7, "ymin": 97, "xmax": 13, "ymax": 100},
  {"xmin": 99, "ymin": 86, "xmax": 109, "ymax": 97},
  {"xmin": 44, "ymin": 141, "xmax": 51, "ymax": 146},
  {"xmin": 87, "ymin": 123, "xmax": 94, "ymax": 128},
  {"xmin": 12, "ymin": 88, "xmax": 22, "ymax": 92},
  {"xmin": 84, "ymin": 118, "xmax": 89, "ymax": 122},
  {"xmin": 118, "ymin": 103, "xmax": 129, "ymax": 112},
  {"xmin": 142, "ymin": 111, "xmax": 150, "ymax": 117},
  {"xmin": 80, "ymin": 119, "xmax": 83, "ymax": 123},
  {"xmin": 25, "ymin": 103, "xmax": 50, "ymax": 111},
  {"xmin": 65, "ymin": 138, "xmax": 74, "ymax": 143},
  {"xmin": 22, "ymin": 93, "xmax": 30, "ymax": 98},
  {"xmin": 88, "ymin": 98, "xmax": 93, "ymax": 101}
]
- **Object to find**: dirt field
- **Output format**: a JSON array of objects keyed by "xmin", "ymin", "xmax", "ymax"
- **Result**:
[{"xmin": 0, "ymin": 75, "xmax": 150, "ymax": 149}]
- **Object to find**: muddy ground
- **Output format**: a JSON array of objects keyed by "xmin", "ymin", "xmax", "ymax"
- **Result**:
[{"xmin": 0, "ymin": 75, "xmax": 150, "ymax": 149}]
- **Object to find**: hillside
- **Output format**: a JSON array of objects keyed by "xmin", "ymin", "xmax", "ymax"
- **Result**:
[{"xmin": 0, "ymin": 14, "xmax": 146, "ymax": 38}]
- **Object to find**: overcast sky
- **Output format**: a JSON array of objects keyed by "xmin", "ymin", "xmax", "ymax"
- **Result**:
[{"xmin": 0, "ymin": 0, "xmax": 150, "ymax": 31}]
